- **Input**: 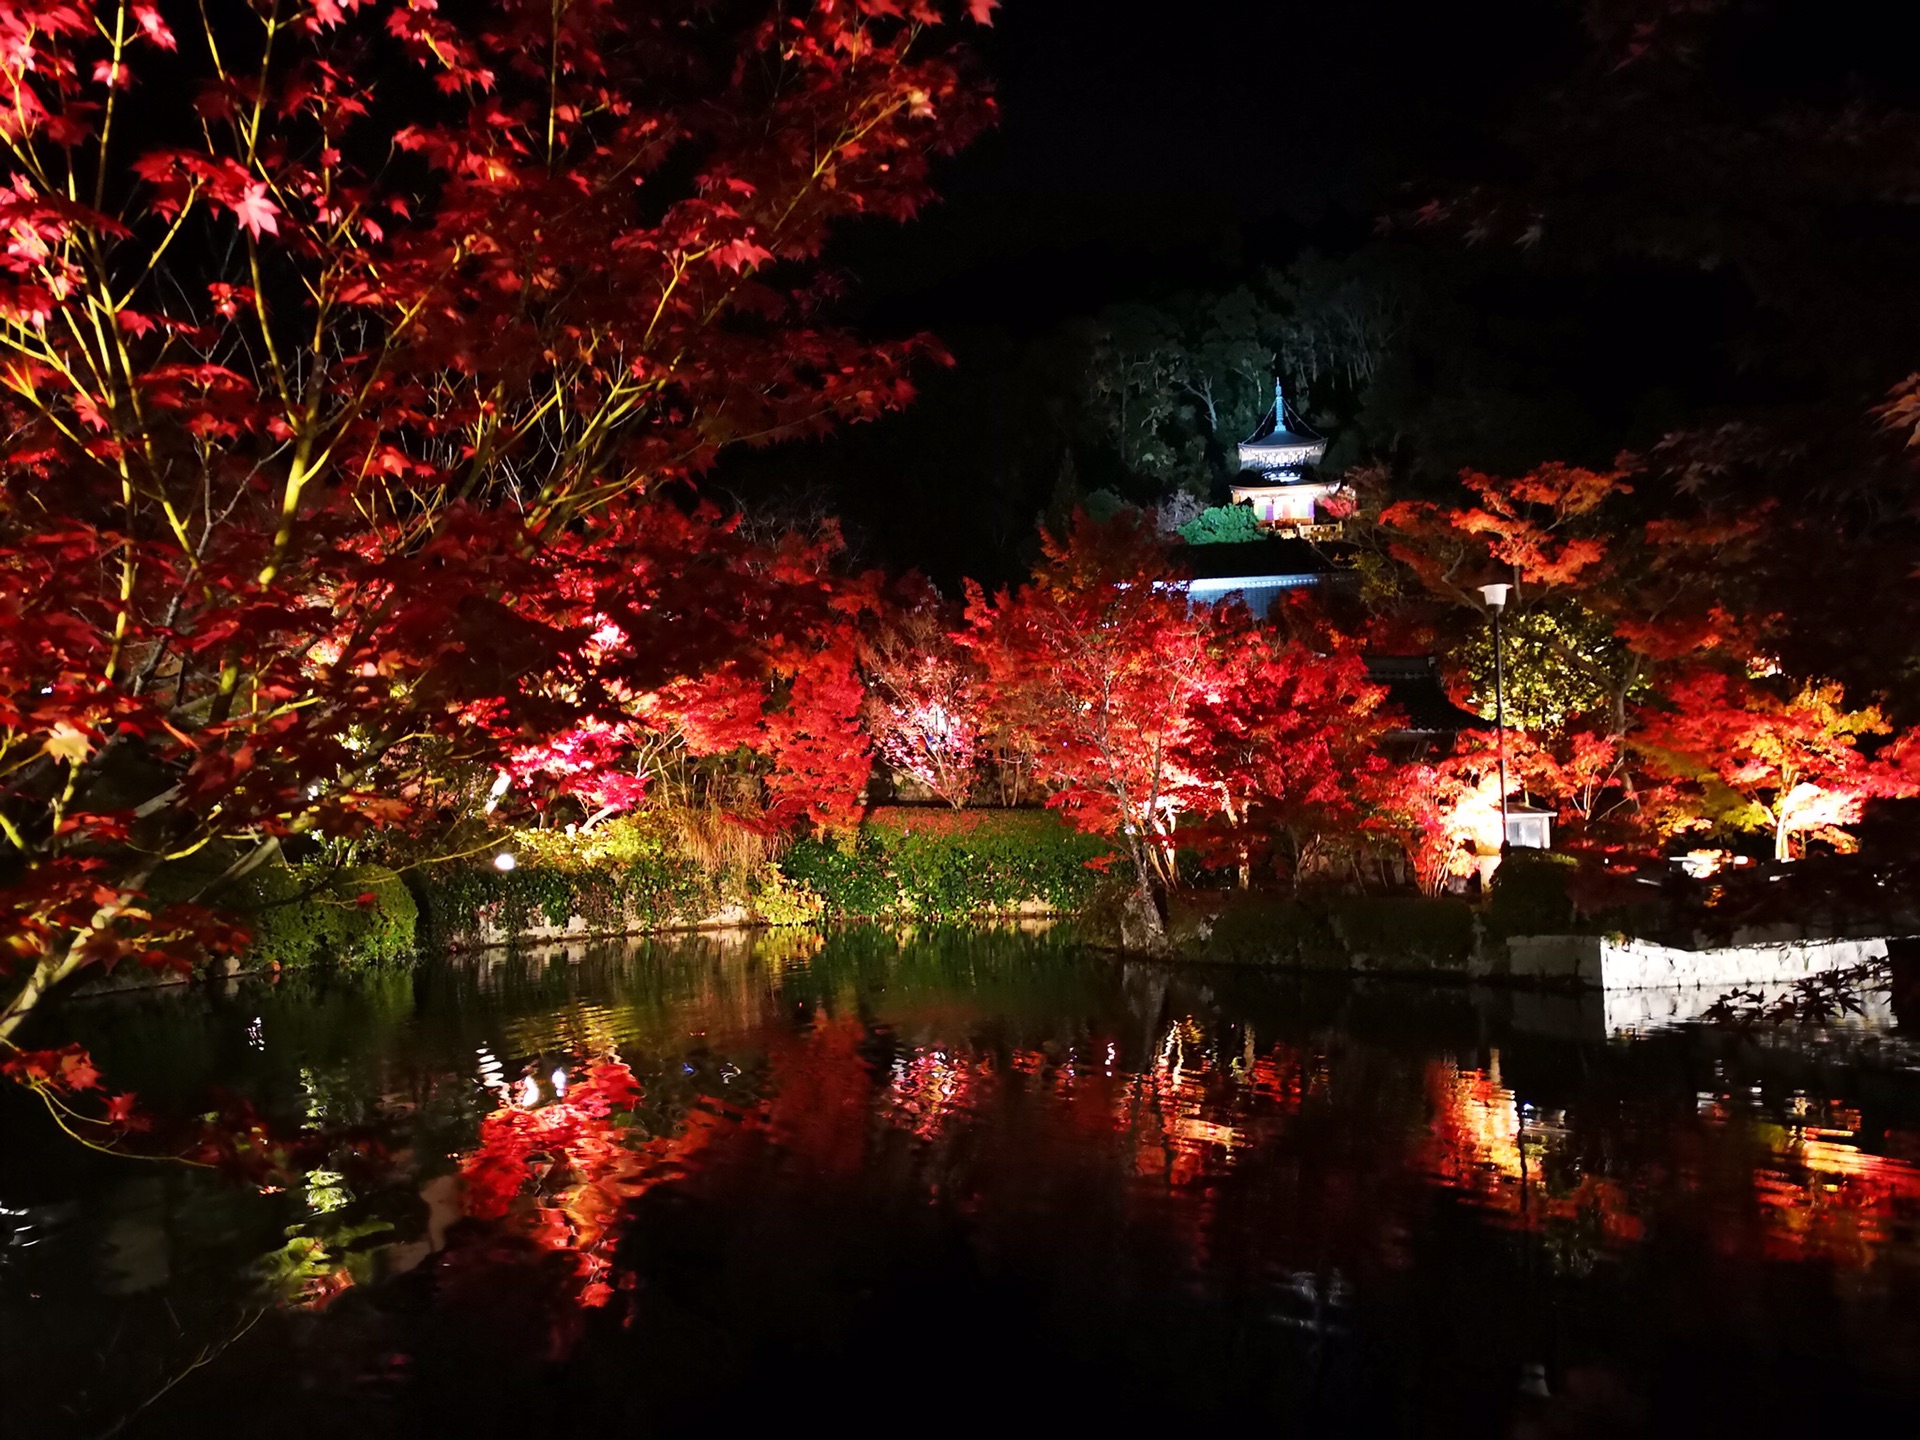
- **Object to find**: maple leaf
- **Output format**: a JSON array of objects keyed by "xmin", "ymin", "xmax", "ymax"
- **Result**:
[
  {"xmin": 712, "ymin": 238, "xmax": 774, "ymax": 273},
  {"xmin": 228, "ymin": 183, "xmax": 281, "ymax": 240},
  {"xmin": 59, "ymin": 1051, "xmax": 102, "ymax": 1091},
  {"xmin": 968, "ymin": 0, "xmax": 999, "ymax": 23},
  {"xmin": 42, "ymin": 721, "xmax": 93, "ymax": 766},
  {"xmin": 131, "ymin": 4, "xmax": 176, "ymax": 50}
]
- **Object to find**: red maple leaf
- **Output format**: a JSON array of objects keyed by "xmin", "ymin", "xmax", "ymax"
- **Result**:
[
  {"xmin": 59, "ymin": 1051, "xmax": 102, "ymax": 1091},
  {"xmin": 228, "ymin": 183, "xmax": 281, "ymax": 240},
  {"xmin": 131, "ymin": 4, "xmax": 176, "ymax": 49}
]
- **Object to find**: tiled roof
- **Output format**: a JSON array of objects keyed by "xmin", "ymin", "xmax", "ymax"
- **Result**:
[{"xmin": 1363, "ymin": 655, "xmax": 1489, "ymax": 735}]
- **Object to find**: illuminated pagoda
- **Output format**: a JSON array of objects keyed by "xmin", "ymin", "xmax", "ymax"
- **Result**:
[{"xmin": 1230, "ymin": 380, "xmax": 1345, "ymax": 536}]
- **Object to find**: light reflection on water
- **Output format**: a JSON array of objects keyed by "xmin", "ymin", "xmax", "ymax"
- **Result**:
[{"xmin": 5, "ymin": 923, "xmax": 1920, "ymax": 1436}]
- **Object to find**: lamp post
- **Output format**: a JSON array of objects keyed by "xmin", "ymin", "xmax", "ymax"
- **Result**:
[{"xmin": 1477, "ymin": 579, "xmax": 1513, "ymax": 850}]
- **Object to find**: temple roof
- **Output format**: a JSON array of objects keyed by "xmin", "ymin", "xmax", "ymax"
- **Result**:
[
  {"xmin": 1180, "ymin": 537, "xmax": 1333, "ymax": 581},
  {"xmin": 1363, "ymin": 655, "xmax": 1489, "ymax": 736},
  {"xmin": 1237, "ymin": 380, "xmax": 1327, "ymax": 472}
]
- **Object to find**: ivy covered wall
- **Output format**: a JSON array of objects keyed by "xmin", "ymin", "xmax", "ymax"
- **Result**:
[
  {"xmin": 781, "ymin": 807, "xmax": 1117, "ymax": 921},
  {"xmin": 227, "ymin": 863, "xmax": 419, "ymax": 970},
  {"xmin": 405, "ymin": 806, "xmax": 1117, "ymax": 951}
]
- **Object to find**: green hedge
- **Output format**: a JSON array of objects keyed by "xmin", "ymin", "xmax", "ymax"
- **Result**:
[
  {"xmin": 229, "ymin": 862, "xmax": 419, "ymax": 969},
  {"xmin": 779, "ymin": 807, "xmax": 1117, "ymax": 920},
  {"xmin": 409, "ymin": 834, "xmax": 715, "ymax": 950},
  {"xmin": 1485, "ymin": 850, "xmax": 1581, "ymax": 941}
]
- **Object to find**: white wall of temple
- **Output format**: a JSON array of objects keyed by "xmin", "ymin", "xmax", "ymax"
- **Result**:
[{"xmin": 1230, "ymin": 484, "xmax": 1332, "ymax": 523}]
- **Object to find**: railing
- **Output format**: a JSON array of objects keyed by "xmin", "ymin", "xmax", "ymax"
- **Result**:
[{"xmin": 1259, "ymin": 521, "xmax": 1345, "ymax": 541}]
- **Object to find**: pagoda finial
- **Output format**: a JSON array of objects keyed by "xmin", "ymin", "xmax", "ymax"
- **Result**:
[{"xmin": 1273, "ymin": 377, "xmax": 1287, "ymax": 431}]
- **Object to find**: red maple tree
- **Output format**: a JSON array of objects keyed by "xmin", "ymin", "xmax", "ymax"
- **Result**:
[
  {"xmin": 1176, "ymin": 629, "xmax": 1390, "ymax": 884},
  {"xmin": 0, "ymin": 0, "xmax": 992, "ymax": 1043},
  {"xmin": 1637, "ymin": 671, "xmax": 1903, "ymax": 861},
  {"xmin": 965, "ymin": 512, "xmax": 1397, "ymax": 935},
  {"xmin": 1378, "ymin": 461, "xmax": 1776, "ymax": 739},
  {"xmin": 962, "ymin": 513, "xmax": 1218, "ymax": 938},
  {"xmin": 859, "ymin": 580, "xmax": 983, "ymax": 808}
]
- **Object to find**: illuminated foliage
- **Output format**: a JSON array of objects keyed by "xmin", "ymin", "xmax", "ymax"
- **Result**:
[
  {"xmin": 1367, "ymin": 734, "xmax": 1518, "ymax": 892},
  {"xmin": 0, "ymin": 0, "xmax": 990, "ymax": 1052},
  {"xmin": 1176, "ymin": 629, "xmax": 1391, "ymax": 876},
  {"xmin": 1453, "ymin": 605, "xmax": 1646, "ymax": 732},
  {"xmin": 1636, "ymin": 672, "xmax": 1899, "ymax": 861},
  {"xmin": 859, "ymin": 584, "xmax": 983, "ymax": 807},
  {"xmin": 965, "ymin": 512, "xmax": 1396, "ymax": 922},
  {"xmin": 1176, "ymin": 503, "xmax": 1265, "ymax": 546},
  {"xmin": 1377, "ymin": 461, "xmax": 1775, "ymax": 739},
  {"xmin": 962, "ymin": 513, "xmax": 1216, "ymax": 926}
]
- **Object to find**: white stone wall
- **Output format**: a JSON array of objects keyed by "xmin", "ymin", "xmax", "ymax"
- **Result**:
[{"xmin": 1498, "ymin": 933, "xmax": 1893, "ymax": 990}]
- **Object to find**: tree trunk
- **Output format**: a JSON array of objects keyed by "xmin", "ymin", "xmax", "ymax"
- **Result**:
[
  {"xmin": 1116, "ymin": 833, "xmax": 1171, "ymax": 953},
  {"xmin": 1118, "ymin": 879, "xmax": 1169, "ymax": 954},
  {"xmin": 0, "ymin": 863, "xmax": 158, "ymax": 1042}
]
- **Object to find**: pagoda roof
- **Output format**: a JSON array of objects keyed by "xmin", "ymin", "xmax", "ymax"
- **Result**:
[{"xmin": 1237, "ymin": 381, "xmax": 1327, "ymax": 470}]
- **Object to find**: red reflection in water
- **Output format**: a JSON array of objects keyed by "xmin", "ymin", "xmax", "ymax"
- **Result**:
[
  {"xmin": 283, "ymin": 1027, "xmax": 1920, "ymax": 1326},
  {"xmin": 1419, "ymin": 1058, "xmax": 1645, "ymax": 1250},
  {"xmin": 390, "ymin": 1056, "xmax": 732, "ymax": 1320},
  {"xmin": 1420, "ymin": 1058, "xmax": 1920, "ymax": 1269},
  {"xmin": 1743, "ymin": 1102, "xmax": 1920, "ymax": 1268},
  {"xmin": 884, "ymin": 1043, "xmax": 983, "ymax": 1141}
]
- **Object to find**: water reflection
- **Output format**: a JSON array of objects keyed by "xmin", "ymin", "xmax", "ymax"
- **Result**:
[{"xmin": 6, "ymin": 923, "xmax": 1920, "ymax": 1435}]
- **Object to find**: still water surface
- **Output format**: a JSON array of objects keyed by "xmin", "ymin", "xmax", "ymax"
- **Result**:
[{"xmin": 6, "ymin": 923, "xmax": 1920, "ymax": 1436}]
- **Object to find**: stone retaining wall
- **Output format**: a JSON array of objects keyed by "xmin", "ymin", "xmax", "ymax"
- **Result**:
[{"xmin": 1488, "ymin": 933, "xmax": 1895, "ymax": 989}]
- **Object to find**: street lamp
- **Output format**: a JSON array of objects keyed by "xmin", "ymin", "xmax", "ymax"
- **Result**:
[{"xmin": 1477, "ymin": 579, "xmax": 1513, "ymax": 850}]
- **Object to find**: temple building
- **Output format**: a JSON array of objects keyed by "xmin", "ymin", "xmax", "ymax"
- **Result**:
[
  {"xmin": 1176, "ymin": 377, "xmax": 1351, "ymax": 614},
  {"xmin": 1231, "ymin": 381, "xmax": 1347, "ymax": 537},
  {"xmin": 1180, "ymin": 535, "xmax": 1335, "ymax": 615},
  {"xmin": 1179, "ymin": 387, "xmax": 1552, "ymax": 863}
]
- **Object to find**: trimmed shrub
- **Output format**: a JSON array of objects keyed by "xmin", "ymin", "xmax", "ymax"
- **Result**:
[
  {"xmin": 403, "ymin": 807, "xmax": 1115, "ymax": 946},
  {"xmin": 1326, "ymin": 895, "xmax": 1476, "ymax": 972},
  {"xmin": 1486, "ymin": 850, "xmax": 1581, "ymax": 941},
  {"xmin": 780, "ymin": 806, "xmax": 1116, "ymax": 919},
  {"xmin": 1175, "ymin": 891, "xmax": 1475, "ymax": 972},
  {"xmin": 1185, "ymin": 896, "xmax": 1349, "ymax": 969}
]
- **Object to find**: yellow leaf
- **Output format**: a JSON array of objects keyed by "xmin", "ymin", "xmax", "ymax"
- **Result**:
[{"xmin": 42, "ymin": 722, "xmax": 93, "ymax": 767}]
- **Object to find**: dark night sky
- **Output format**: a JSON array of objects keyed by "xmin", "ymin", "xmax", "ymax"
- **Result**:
[
  {"xmin": 836, "ymin": 0, "xmax": 1920, "ymax": 331},
  {"xmin": 838, "ymin": 0, "xmax": 1566, "ymax": 332}
]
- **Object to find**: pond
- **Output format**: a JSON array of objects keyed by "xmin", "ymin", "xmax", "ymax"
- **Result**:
[{"xmin": 5, "ymin": 923, "xmax": 1920, "ymax": 1437}]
